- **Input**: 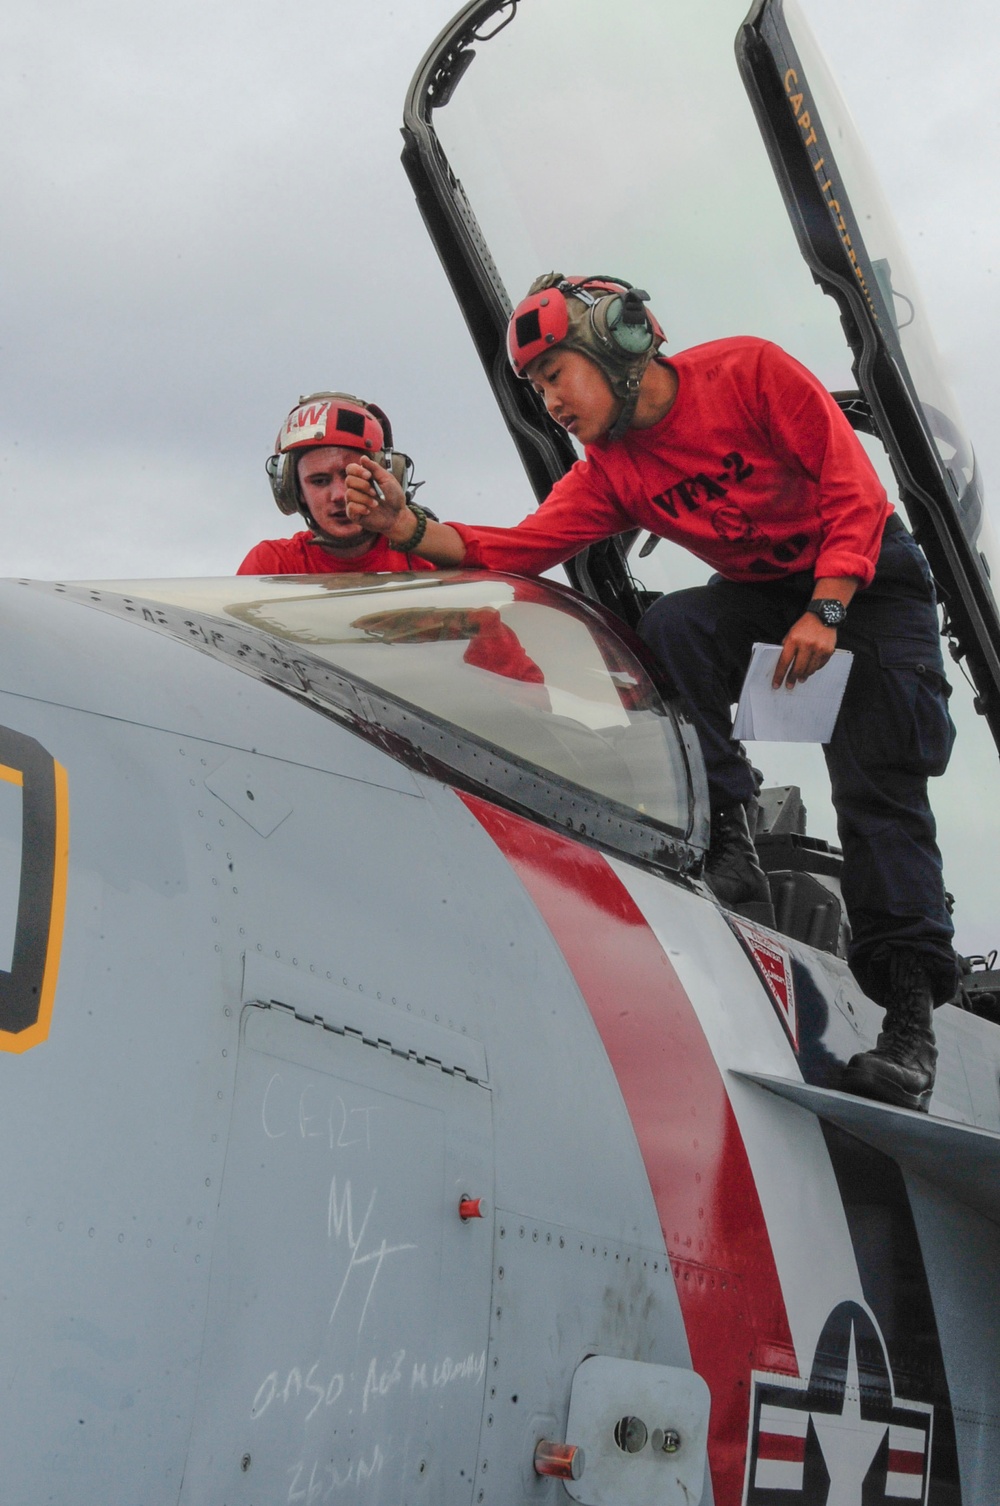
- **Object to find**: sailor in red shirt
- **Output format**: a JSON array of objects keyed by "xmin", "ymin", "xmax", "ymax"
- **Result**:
[
  {"xmin": 238, "ymin": 391, "xmax": 435, "ymax": 577},
  {"xmin": 241, "ymin": 391, "xmax": 549, "ymax": 688},
  {"xmin": 344, "ymin": 275, "xmax": 958, "ymax": 1115}
]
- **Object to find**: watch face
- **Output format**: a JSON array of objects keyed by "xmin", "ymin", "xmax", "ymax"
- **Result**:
[{"xmin": 810, "ymin": 599, "xmax": 846, "ymax": 627}]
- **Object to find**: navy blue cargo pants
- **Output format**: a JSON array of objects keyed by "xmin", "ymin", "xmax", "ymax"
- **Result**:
[{"xmin": 638, "ymin": 518, "xmax": 959, "ymax": 1004}]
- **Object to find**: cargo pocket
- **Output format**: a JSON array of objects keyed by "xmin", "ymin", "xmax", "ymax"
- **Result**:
[{"xmin": 875, "ymin": 636, "xmax": 955, "ymax": 777}]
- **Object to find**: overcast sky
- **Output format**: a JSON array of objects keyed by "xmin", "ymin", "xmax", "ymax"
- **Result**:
[
  {"xmin": 3, "ymin": 0, "xmax": 999, "ymax": 950},
  {"xmin": 3, "ymin": 0, "xmax": 997, "ymax": 579}
]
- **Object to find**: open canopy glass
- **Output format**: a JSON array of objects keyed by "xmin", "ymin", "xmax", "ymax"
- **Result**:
[{"xmin": 402, "ymin": 0, "xmax": 1000, "ymax": 747}]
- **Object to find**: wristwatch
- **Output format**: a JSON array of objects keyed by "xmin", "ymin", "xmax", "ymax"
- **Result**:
[{"xmin": 806, "ymin": 598, "xmax": 848, "ymax": 628}]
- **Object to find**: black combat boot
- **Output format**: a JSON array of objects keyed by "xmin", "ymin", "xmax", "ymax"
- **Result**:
[
  {"xmin": 841, "ymin": 951, "xmax": 937, "ymax": 1112},
  {"xmin": 705, "ymin": 805, "xmax": 775, "ymax": 926}
]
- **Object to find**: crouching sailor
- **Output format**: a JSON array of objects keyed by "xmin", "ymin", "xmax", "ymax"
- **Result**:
[{"xmin": 343, "ymin": 273, "xmax": 958, "ymax": 1112}]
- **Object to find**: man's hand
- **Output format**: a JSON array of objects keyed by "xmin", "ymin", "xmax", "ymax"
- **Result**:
[
  {"xmin": 773, "ymin": 612, "xmax": 837, "ymax": 688},
  {"xmin": 773, "ymin": 575, "xmax": 859, "ymax": 688},
  {"xmin": 345, "ymin": 456, "xmax": 409, "ymax": 542},
  {"xmin": 348, "ymin": 457, "xmax": 468, "ymax": 566}
]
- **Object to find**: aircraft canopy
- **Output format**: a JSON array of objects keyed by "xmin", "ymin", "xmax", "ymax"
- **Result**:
[{"xmin": 73, "ymin": 570, "xmax": 707, "ymax": 858}]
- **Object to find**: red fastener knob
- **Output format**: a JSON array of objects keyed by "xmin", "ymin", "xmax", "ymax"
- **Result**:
[
  {"xmin": 533, "ymin": 1440, "xmax": 584, "ymax": 1481},
  {"xmin": 459, "ymin": 1197, "xmax": 484, "ymax": 1220}
]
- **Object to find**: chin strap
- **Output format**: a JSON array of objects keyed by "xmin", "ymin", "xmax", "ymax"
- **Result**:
[
  {"xmin": 301, "ymin": 506, "xmax": 377, "ymax": 554},
  {"xmin": 310, "ymin": 533, "xmax": 378, "ymax": 555},
  {"xmin": 606, "ymin": 373, "xmax": 643, "ymax": 441}
]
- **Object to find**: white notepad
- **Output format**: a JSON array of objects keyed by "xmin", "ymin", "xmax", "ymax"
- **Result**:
[{"xmin": 732, "ymin": 642, "xmax": 853, "ymax": 743}]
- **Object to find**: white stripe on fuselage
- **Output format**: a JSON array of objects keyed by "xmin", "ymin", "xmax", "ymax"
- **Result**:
[{"xmin": 609, "ymin": 861, "xmax": 866, "ymax": 1375}]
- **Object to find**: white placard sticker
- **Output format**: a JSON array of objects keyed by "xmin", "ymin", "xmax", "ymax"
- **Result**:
[{"xmin": 281, "ymin": 399, "xmax": 331, "ymax": 446}]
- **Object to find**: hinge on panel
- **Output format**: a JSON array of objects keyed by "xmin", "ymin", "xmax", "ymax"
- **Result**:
[{"xmin": 253, "ymin": 998, "xmax": 486, "ymax": 1085}]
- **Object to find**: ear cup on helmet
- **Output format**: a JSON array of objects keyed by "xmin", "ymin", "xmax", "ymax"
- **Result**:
[
  {"xmin": 387, "ymin": 451, "xmax": 413, "ymax": 496},
  {"xmin": 593, "ymin": 290, "xmax": 655, "ymax": 355},
  {"xmin": 265, "ymin": 452, "xmax": 281, "ymax": 501},
  {"xmin": 265, "ymin": 451, "xmax": 299, "ymax": 516},
  {"xmin": 604, "ymin": 291, "xmax": 655, "ymax": 353}
]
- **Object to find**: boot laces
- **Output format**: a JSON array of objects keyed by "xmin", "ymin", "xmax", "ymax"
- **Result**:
[{"xmin": 874, "ymin": 953, "xmax": 936, "ymax": 1061}]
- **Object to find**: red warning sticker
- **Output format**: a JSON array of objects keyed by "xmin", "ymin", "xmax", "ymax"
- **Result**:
[{"xmin": 728, "ymin": 917, "xmax": 798, "ymax": 1049}]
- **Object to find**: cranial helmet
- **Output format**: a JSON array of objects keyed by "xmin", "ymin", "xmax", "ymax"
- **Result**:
[
  {"xmin": 266, "ymin": 391, "xmax": 414, "ymax": 524},
  {"xmin": 506, "ymin": 275, "xmax": 667, "ymax": 439}
]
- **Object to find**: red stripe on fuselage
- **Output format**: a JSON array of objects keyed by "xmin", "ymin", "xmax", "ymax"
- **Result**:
[
  {"xmin": 758, "ymin": 1432, "xmax": 807, "ymax": 1463},
  {"xmin": 460, "ymin": 796, "xmax": 797, "ymax": 1505}
]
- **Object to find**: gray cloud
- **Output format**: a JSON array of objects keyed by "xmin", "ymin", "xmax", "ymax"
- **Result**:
[{"xmin": 3, "ymin": 0, "xmax": 995, "ymax": 572}]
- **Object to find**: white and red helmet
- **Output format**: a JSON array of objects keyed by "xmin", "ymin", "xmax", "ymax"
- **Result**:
[
  {"xmin": 507, "ymin": 275, "xmax": 667, "ymax": 439},
  {"xmin": 266, "ymin": 392, "xmax": 394, "ymax": 517}
]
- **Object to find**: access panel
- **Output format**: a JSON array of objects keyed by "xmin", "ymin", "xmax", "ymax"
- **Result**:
[{"xmin": 180, "ymin": 1002, "xmax": 494, "ymax": 1505}]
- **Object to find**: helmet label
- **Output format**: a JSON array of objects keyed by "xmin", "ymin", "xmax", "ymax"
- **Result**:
[{"xmin": 282, "ymin": 401, "xmax": 332, "ymax": 446}]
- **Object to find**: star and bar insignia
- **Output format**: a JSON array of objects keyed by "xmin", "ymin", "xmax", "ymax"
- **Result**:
[{"xmin": 744, "ymin": 1301, "xmax": 932, "ymax": 1504}]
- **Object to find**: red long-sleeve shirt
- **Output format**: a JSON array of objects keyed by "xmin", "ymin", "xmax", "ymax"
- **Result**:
[
  {"xmin": 448, "ymin": 337, "xmax": 890, "ymax": 587},
  {"xmin": 238, "ymin": 531, "xmax": 435, "ymax": 576}
]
